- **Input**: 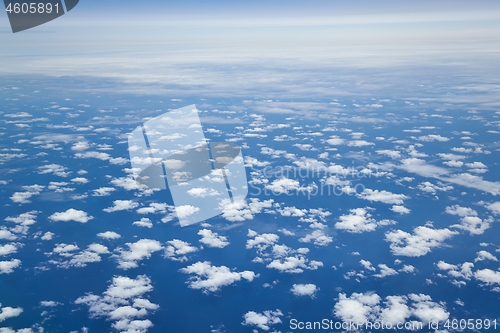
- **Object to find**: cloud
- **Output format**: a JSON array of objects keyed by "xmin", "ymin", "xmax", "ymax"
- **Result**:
[
  {"xmin": 334, "ymin": 292, "xmax": 449, "ymax": 325},
  {"xmin": 267, "ymin": 255, "xmax": 323, "ymax": 273},
  {"xmin": 10, "ymin": 185, "xmax": 44, "ymax": 204},
  {"xmin": 373, "ymin": 264, "xmax": 398, "ymax": 278},
  {"xmin": 164, "ymin": 240, "xmax": 198, "ymax": 262},
  {"xmin": 357, "ymin": 189, "xmax": 408, "ymax": 205},
  {"xmin": 175, "ymin": 205, "xmax": 200, "ymax": 219},
  {"xmin": 415, "ymin": 134, "xmax": 450, "ymax": 142},
  {"xmin": 417, "ymin": 181, "xmax": 453, "ymax": 194},
  {"xmin": 71, "ymin": 177, "xmax": 89, "ymax": 184},
  {"xmin": 0, "ymin": 244, "xmax": 18, "ymax": 256},
  {"xmin": 133, "ymin": 218, "xmax": 153, "ymax": 228},
  {"xmin": 385, "ymin": 226, "xmax": 458, "ymax": 257},
  {"xmin": 0, "ymin": 259, "xmax": 21, "ymax": 274},
  {"xmin": 103, "ymin": 200, "xmax": 139, "ymax": 213},
  {"xmin": 474, "ymin": 269, "xmax": 500, "ymax": 285},
  {"xmin": 486, "ymin": 201, "xmax": 500, "ymax": 214},
  {"xmin": 186, "ymin": 187, "xmax": 221, "ymax": 198},
  {"xmin": 246, "ymin": 230, "xmax": 279, "ymax": 251},
  {"xmin": 221, "ymin": 198, "xmax": 274, "ymax": 222},
  {"xmin": 475, "ymin": 251, "xmax": 498, "ymax": 262},
  {"xmin": 136, "ymin": 203, "xmax": 168, "ymax": 215},
  {"xmin": 242, "ymin": 309, "xmax": 283, "ymax": 331},
  {"xmin": 390, "ymin": 205, "xmax": 410, "ymax": 214},
  {"xmin": 445, "ymin": 205, "xmax": 492, "ymax": 235},
  {"xmin": 40, "ymin": 232, "xmax": 54, "ymax": 241},
  {"xmin": 49, "ymin": 209, "xmax": 93, "ymax": 223},
  {"xmin": 291, "ymin": 284, "xmax": 318, "ymax": 297},
  {"xmin": 376, "ymin": 150, "xmax": 401, "ymax": 159},
  {"xmin": 198, "ymin": 229, "xmax": 229, "ymax": 248},
  {"xmin": 335, "ymin": 207, "xmax": 395, "ymax": 233},
  {"xmin": 92, "ymin": 187, "xmax": 116, "ymax": 196},
  {"xmin": 0, "ymin": 305, "xmax": 23, "ymax": 322},
  {"xmin": 180, "ymin": 261, "xmax": 257, "ymax": 292},
  {"xmin": 75, "ymin": 151, "xmax": 128, "ymax": 165},
  {"xmin": 75, "ymin": 275, "xmax": 157, "ymax": 333},
  {"xmin": 38, "ymin": 164, "xmax": 71, "ymax": 177},
  {"xmin": 97, "ymin": 231, "xmax": 121, "ymax": 240},
  {"xmin": 299, "ymin": 230, "xmax": 333, "ymax": 246},
  {"xmin": 115, "ymin": 239, "xmax": 163, "ymax": 270},
  {"xmin": 347, "ymin": 140, "xmax": 374, "ymax": 147}
]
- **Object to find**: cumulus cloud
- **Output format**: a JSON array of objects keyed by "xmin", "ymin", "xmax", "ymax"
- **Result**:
[
  {"xmin": 0, "ymin": 259, "xmax": 21, "ymax": 274},
  {"xmin": 299, "ymin": 230, "xmax": 333, "ymax": 246},
  {"xmin": 475, "ymin": 250, "xmax": 498, "ymax": 262},
  {"xmin": 10, "ymin": 184, "xmax": 44, "ymax": 204},
  {"xmin": 175, "ymin": 205, "xmax": 200, "ymax": 219},
  {"xmin": 198, "ymin": 229, "xmax": 229, "ymax": 248},
  {"xmin": 242, "ymin": 309, "xmax": 283, "ymax": 331},
  {"xmin": 115, "ymin": 239, "xmax": 163, "ymax": 270},
  {"xmin": 103, "ymin": 200, "xmax": 139, "ymax": 213},
  {"xmin": 75, "ymin": 275, "xmax": 157, "ymax": 333},
  {"xmin": 267, "ymin": 255, "xmax": 323, "ymax": 274},
  {"xmin": 445, "ymin": 205, "xmax": 492, "ymax": 235},
  {"xmin": 38, "ymin": 164, "xmax": 71, "ymax": 177},
  {"xmin": 357, "ymin": 189, "xmax": 408, "ymax": 205},
  {"xmin": 291, "ymin": 284, "xmax": 318, "ymax": 297},
  {"xmin": 0, "ymin": 305, "xmax": 23, "ymax": 322},
  {"xmin": 385, "ymin": 226, "xmax": 458, "ymax": 257},
  {"xmin": 97, "ymin": 231, "xmax": 121, "ymax": 240},
  {"xmin": 221, "ymin": 198, "xmax": 274, "ymax": 222},
  {"xmin": 335, "ymin": 207, "xmax": 395, "ymax": 233},
  {"xmin": 5, "ymin": 211, "xmax": 38, "ymax": 226},
  {"xmin": 180, "ymin": 261, "xmax": 257, "ymax": 292},
  {"xmin": 390, "ymin": 205, "xmax": 410, "ymax": 214},
  {"xmin": 136, "ymin": 203, "xmax": 168, "ymax": 215},
  {"xmin": 474, "ymin": 269, "xmax": 500, "ymax": 285},
  {"xmin": 164, "ymin": 240, "xmax": 198, "ymax": 261},
  {"xmin": 133, "ymin": 218, "xmax": 153, "ymax": 228},
  {"xmin": 92, "ymin": 187, "xmax": 116, "ymax": 196},
  {"xmin": 49, "ymin": 209, "xmax": 93, "ymax": 223},
  {"xmin": 334, "ymin": 292, "xmax": 449, "ymax": 325}
]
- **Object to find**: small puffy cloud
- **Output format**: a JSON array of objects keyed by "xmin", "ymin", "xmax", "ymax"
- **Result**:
[
  {"xmin": 376, "ymin": 150, "xmax": 401, "ymax": 159},
  {"xmin": 5, "ymin": 211, "xmax": 38, "ymax": 226},
  {"xmin": 92, "ymin": 187, "xmax": 116, "ymax": 197},
  {"xmin": 445, "ymin": 205, "xmax": 491, "ymax": 235},
  {"xmin": 486, "ymin": 202, "xmax": 500, "ymax": 214},
  {"xmin": 267, "ymin": 255, "xmax": 323, "ymax": 274},
  {"xmin": 115, "ymin": 239, "xmax": 163, "ymax": 270},
  {"xmin": 175, "ymin": 205, "xmax": 200, "ymax": 219},
  {"xmin": 335, "ymin": 207, "xmax": 394, "ymax": 233},
  {"xmin": 71, "ymin": 177, "xmax": 89, "ymax": 184},
  {"xmin": 136, "ymin": 203, "xmax": 168, "ymax": 215},
  {"xmin": 186, "ymin": 188, "xmax": 221, "ymax": 198},
  {"xmin": 246, "ymin": 230, "xmax": 279, "ymax": 251},
  {"xmin": 38, "ymin": 164, "xmax": 71, "ymax": 177},
  {"xmin": 181, "ymin": 261, "xmax": 257, "ymax": 292},
  {"xmin": 265, "ymin": 178, "xmax": 301, "ymax": 194},
  {"xmin": 220, "ymin": 198, "xmax": 273, "ymax": 222},
  {"xmin": 326, "ymin": 136, "xmax": 344, "ymax": 145},
  {"xmin": 164, "ymin": 239, "xmax": 198, "ymax": 262},
  {"xmin": 104, "ymin": 200, "xmax": 139, "ymax": 213},
  {"xmin": 347, "ymin": 140, "xmax": 374, "ymax": 147},
  {"xmin": 41, "ymin": 232, "xmax": 54, "ymax": 241},
  {"xmin": 198, "ymin": 229, "xmax": 229, "ymax": 248},
  {"xmin": 0, "ymin": 244, "xmax": 18, "ymax": 256},
  {"xmin": 10, "ymin": 184, "xmax": 44, "ymax": 204},
  {"xmin": 357, "ymin": 189, "xmax": 408, "ymax": 205},
  {"xmin": 49, "ymin": 209, "xmax": 93, "ymax": 223},
  {"xmin": 474, "ymin": 269, "xmax": 500, "ymax": 285},
  {"xmin": 133, "ymin": 218, "xmax": 153, "ymax": 228},
  {"xmin": 291, "ymin": 284, "xmax": 318, "ymax": 297},
  {"xmin": 0, "ymin": 305, "xmax": 23, "ymax": 322},
  {"xmin": 415, "ymin": 134, "xmax": 450, "ymax": 142},
  {"xmin": 75, "ymin": 275, "xmax": 157, "ymax": 333},
  {"xmin": 0, "ymin": 259, "xmax": 21, "ymax": 274},
  {"xmin": 299, "ymin": 230, "xmax": 333, "ymax": 246},
  {"xmin": 360, "ymin": 259, "xmax": 376, "ymax": 271},
  {"xmin": 391, "ymin": 205, "xmax": 410, "ymax": 214},
  {"xmin": 475, "ymin": 250, "xmax": 498, "ymax": 262},
  {"xmin": 373, "ymin": 264, "xmax": 398, "ymax": 278},
  {"xmin": 242, "ymin": 309, "xmax": 283, "ymax": 331},
  {"xmin": 417, "ymin": 181, "xmax": 453, "ymax": 194},
  {"xmin": 385, "ymin": 226, "xmax": 458, "ymax": 257},
  {"xmin": 97, "ymin": 231, "xmax": 121, "ymax": 240}
]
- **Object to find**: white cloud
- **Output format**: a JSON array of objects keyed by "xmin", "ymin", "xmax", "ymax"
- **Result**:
[
  {"xmin": 0, "ymin": 305, "xmax": 23, "ymax": 322},
  {"xmin": 49, "ymin": 209, "xmax": 93, "ymax": 223},
  {"xmin": 5, "ymin": 211, "xmax": 38, "ymax": 226},
  {"xmin": 71, "ymin": 177, "xmax": 89, "ymax": 184},
  {"xmin": 373, "ymin": 264, "xmax": 398, "ymax": 278},
  {"xmin": 475, "ymin": 250, "xmax": 498, "ymax": 262},
  {"xmin": 417, "ymin": 181, "xmax": 453, "ymax": 194},
  {"xmin": 335, "ymin": 207, "xmax": 395, "ymax": 233},
  {"xmin": 246, "ymin": 230, "xmax": 279, "ymax": 251},
  {"xmin": 347, "ymin": 140, "xmax": 374, "ymax": 147},
  {"xmin": 115, "ymin": 239, "xmax": 163, "ymax": 270},
  {"xmin": 40, "ymin": 232, "xmax": 54, "ymax": 241},
  {"xmin": 334, "ymin": 292, "xmax": 449, "ymax": 325},
  {"xmin": 299, "ymin": 230, "xmax": 333, "ymax": 246},
  {"xmin": 103, "ymin": 200, "xmax": 139, "ymax": 213},
  {"xmin": 445, "ymin": 205, "xmax": 491, "ymax": 235},
  {"xmin": 164, "ymin": 240, "xmax": 198, "ymax": 262},
  {"xmin": 180, "ymin": 261, "xmax": 257, "ymax": 292},
  {"xmin": 391, "ymin": 205, "xmax": 410, "ymax": 214},
  {"xmin": 0, "ymin": 259, "xmax": 21, "ymax": 274},
  {"xmin": 0, "ymin": 244, "xmax": 18, "ymax": 256},
  {"xmin": 187, "ymin": 187, "xmax": 221, "ymax": 198},
  {"xmin": 242, "ymin": 309, "xmax": 283, "ymax": 331},
  {"xmin": 376, "ymin": 150, "xmax": 401, "ymax": 159},
  {"xmin": 265, "ymin": 178, "xmax": 301, "ymax": 194},
  {"xmin": 97, "ymin": 231, "xmax": 121, "ymax": 240},
  {"xmin": 486, "ymin": 201, "xmax": 500, "ymax": 214},
  {"xmin": 291, "ymin": 284, "xmax": 318, "ymax": 297},
  {"xmin": 357, "ymin": 189, "xmax": 408, "ymax": 205},
  {"xmin": 175, "ymin": 205, "xmax": 200, "ymax": 219},
  {"xmin": 133, "ymin": 218, "xmax": 153, "ymax": 228},
  {"xmin": 385, "ymin": 226, "xmax": 458, "ymax": 257},
  {"xmin": 75, "ymin": 275, "xmax": 157, "ymax": 333},
  {"xmin": 267, "ymin": 255, "xmax": 323, "ymax": 273},
  {"xmin": 198, "ymin": 229, "xmax": 229, "ymax": 248},
  {"xmin": 92, "ymin": 187, "xmax": 116, "ymax": 196},
  {"xmin": 474, "ymin": 269, "xmax": 500, "ymax": 285},
  {"xmin": 221, "ymin": 198, "xmax": 273, "ymax": 222},
  {"xmin": 136, "ymin": 203, "xmax": 168, "ymax": 214},
  {"xmin": 38, "ymin": 164, "xmax": 71, "ymax": 177},
  {"xmin": 360, "ymin": 259, "xmax": 376, "ymax": 271},
  {"xmin": 10, "ymin": 185, "xmax": 44, "ymax": 204},
  {"xmin": 415, "ymin": 134, "xmax": 450, "ymax": 142}
]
